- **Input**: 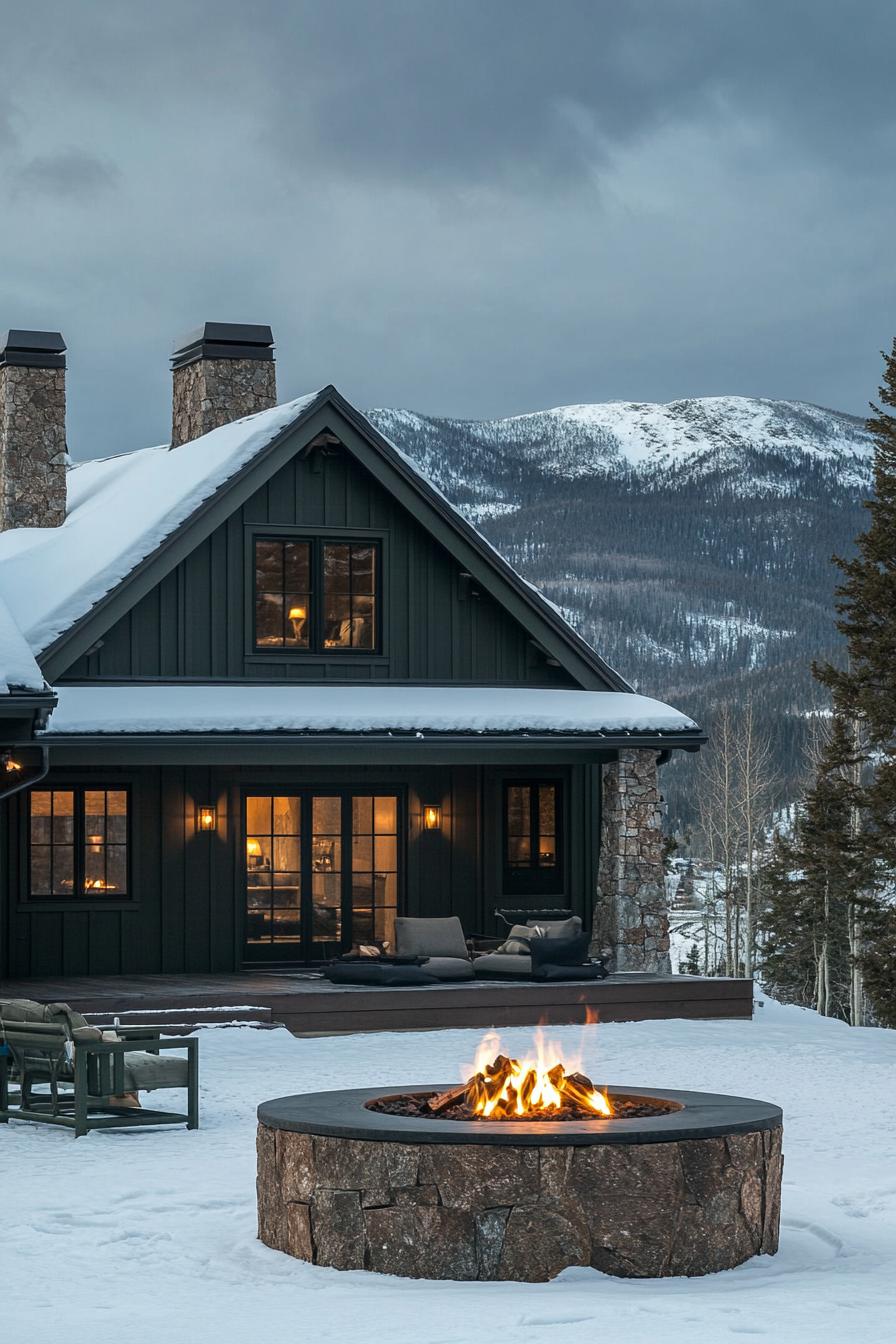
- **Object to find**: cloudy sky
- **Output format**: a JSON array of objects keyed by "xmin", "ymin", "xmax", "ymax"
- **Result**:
[{"xmin": 2, "ymin": 2, "xmax": 894, "ymax": 459}]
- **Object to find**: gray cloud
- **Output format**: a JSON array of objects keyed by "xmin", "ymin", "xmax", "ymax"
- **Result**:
[
  {"xmin": 12, "ymin": 148, "xmax": 120, "ymax": 199},
  {"xmin": 0, "ymin": 1, "xmax": 892, "ymax": 459}
]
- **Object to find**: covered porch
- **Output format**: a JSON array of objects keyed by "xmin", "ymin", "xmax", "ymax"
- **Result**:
[{"xmin": 3, "ymin": 682, "xmax": 704, "ymax": 980}]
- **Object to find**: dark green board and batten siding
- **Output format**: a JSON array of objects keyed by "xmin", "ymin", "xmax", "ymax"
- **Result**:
[
  {"xmin": 1, "ymin": 762, "xmax": 599, "ymax": 978},
  {"xmin": 59, "ymin": 446, "xmax": 576, "ymax": 686}
]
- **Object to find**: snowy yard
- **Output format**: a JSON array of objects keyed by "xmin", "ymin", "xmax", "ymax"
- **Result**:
[{"xmin": 3, "ymin": 1000, "xmax": 895, "ymax": 1344}]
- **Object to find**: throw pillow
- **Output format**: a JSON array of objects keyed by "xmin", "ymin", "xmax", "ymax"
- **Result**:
[
  {"xmin": 529, "ymin": 932, "xmax": 589, "ymax": 969},
  {"xmin": 526, "ymin": 916, "xmax": 582, "ymax": 940},
  {"xmin": 497, "ymin": 923, "xmax": 545, "ymax": 954}
]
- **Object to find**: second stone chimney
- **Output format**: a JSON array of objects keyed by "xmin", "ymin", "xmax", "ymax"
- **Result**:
[
  {"xmin": 0, "ymin": 329, "xmax": 67, "ymax": 530},
  {"xmin": 170, "ymin": 322, "xmax": 277, "ymax": 448}
]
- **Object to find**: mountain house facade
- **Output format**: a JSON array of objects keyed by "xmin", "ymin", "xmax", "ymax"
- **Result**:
[{"xmin": 0, "ymin": 324, "xmax": 703, "ymax": 981}]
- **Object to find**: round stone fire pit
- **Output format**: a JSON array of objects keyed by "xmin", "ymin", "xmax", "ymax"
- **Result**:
[{"xmin": 257, "ymin": 1085, "xmax": 782, "ymax": 1281}]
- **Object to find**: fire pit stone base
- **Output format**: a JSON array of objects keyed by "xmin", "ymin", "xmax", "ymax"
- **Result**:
[{"xmin": 257, "ymin": 1087, "xmax": 783, "ymax": 1281}]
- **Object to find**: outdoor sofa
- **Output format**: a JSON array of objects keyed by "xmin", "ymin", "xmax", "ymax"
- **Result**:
[{"xmin": 324, "ymin": 914, "xmax": 606, "ymax": 984}]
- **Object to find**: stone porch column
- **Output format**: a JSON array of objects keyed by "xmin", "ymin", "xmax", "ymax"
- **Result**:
[{"xmin": 590, "ymin": 748, "xmax": 671, "ymax": 974}]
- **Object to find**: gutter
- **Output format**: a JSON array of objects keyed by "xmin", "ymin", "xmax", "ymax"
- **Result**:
[{"xmin": 38, "ymin": 730, "xmax": 706, "ymax": 752}]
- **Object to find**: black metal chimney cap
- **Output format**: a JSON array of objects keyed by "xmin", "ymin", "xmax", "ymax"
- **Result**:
[
  {"xmin": 0, "ymin": 329, "xmax": 66, "ymax": 369},
  {"xmin": 171, "ymin": 322, "xmax": 274, "ymax": 369}
]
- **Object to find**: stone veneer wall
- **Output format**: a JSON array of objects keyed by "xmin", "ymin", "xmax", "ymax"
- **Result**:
[
  {"xmin": 590, "ymin": 748, "xmax": 672, "ymax": 973},
  {"xmin": 257, "ymin": 1123, "xmax": 782, "ymax": 1280},
  {"xmin": 0, "ymin": 365, "xmax": 67, "ymax": 529},
  {"xmin": 171, "ymin": 357, "xmax": 277, "ymax": 448}
]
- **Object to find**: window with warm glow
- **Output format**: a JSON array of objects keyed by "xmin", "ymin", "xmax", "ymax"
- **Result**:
[
  {"xmin": 503, "ymin": 781, "xmax": 563, "ymax": 894},
  {"xmin": 254, "ymin": 539, "xmax": 312, "ymax": 648},
  {"xmin": 253, "ymin": 537, "xmax": 378, "ymax": 652},
  {"xmin": 29, "ymin": 788, "xmax": 129, "ymax": 898}
]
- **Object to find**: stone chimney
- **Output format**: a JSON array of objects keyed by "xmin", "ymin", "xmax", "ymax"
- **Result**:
[
  {"xmin": 170, "ymin": 322, "xmax": 276, "ymax": 448},
  {"xmin": 0, "ymin": 329, "xmax": 67, "ymax": 530}
]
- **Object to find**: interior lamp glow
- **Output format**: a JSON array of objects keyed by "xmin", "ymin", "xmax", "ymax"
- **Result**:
[
  {"xmin": 246, "ymin": 838, "xmax": 263, "ymax": 865},
  {"xmin": 196, "ymin": 804, "xmax": 217, "ymax": 833},
  {"xmin": 423, "ymin": 803, "xmax": 442, "ymax": 831}
]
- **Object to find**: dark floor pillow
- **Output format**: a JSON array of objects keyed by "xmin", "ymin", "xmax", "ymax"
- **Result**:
[
  {"xmin": 529, "ymin": 932, "xmax": 590, "ymax": 970},
  {"xmin": 323, "ymin": 962, "xmax": 440, "ymax": 987},
  {"xmin": 531, "ymin": 962, "xmax": 607, "ymax": 982}
]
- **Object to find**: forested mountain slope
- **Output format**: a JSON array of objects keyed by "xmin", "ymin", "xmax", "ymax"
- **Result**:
[{"xmin": 367, "ymin": 397, "xmax": 873, "ymax": 832}]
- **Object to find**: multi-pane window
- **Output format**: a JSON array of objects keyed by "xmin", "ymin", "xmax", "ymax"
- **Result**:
[
  {"xmin": 254, "ymin": 538, "xmax": 378, "ymax": 652},
  {"xmin": 503, "ymin": 781, "xmax": 563, "ymax": 894},
  {"xmin": 29, "ymin": 789, "xmax": 129, "ymax": 898}
]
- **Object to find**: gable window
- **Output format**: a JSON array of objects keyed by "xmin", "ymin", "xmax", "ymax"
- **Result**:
[
  {"xmin": 503, "ymin": 780, "xmax": 563, "ymax": 895},
  {"xmin": 29, "ymin": 788, "xmax": 129, "ymax": 899},
  {"xmin": 254, "ymin": 537, "xmax": 378, "ymax": 653}
]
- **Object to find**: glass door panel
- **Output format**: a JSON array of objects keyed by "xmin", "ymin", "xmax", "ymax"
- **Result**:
[
  {"xmin": 244, "ymin": 790, "xmax": 400, "ymax": 962},
  {"xmin": 245, "ymin": 795, "xmax": 301, "ymax": 955},
  {"xmin": 311, "ymin": 795, "xmax": 342, "ymax": 953},
  {"xmin": 351, "ymin": 794, "xmax": 399, "ymax": 947}
]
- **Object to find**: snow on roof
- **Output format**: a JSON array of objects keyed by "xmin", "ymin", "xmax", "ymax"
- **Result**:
[
  {"xmin": 0, "ymin": 393, "xmax": 320, "ymax": 657},
  {"xmin": 0, "ymin": 594, "xmax": 44, "ymax": 694},
  {"xmin": 41, "ymin": 684, "xmax": 698, "ymax": 737}
]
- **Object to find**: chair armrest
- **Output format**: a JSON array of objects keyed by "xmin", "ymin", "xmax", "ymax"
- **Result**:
[{"xmin": 90, "ymin": 1023, "xmax": 163, "ymax": 1041}]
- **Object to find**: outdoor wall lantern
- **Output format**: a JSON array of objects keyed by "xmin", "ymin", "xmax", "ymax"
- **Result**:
[
  {"xmin": 423, "ymin": 803, "xmax": 442, "ymax": 831},
  {"xmin": 2, "ymin": 751, "xmax": 23, "ymax": 774},
  {"xmin": 196, "ymin": 803, "xmax": 218, "ymax": 833}
]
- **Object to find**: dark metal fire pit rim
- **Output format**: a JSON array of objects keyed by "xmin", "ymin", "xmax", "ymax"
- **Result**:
[{"xmin": 257, "ymin": 1085, "xmax": 782, "ymax": 1147}]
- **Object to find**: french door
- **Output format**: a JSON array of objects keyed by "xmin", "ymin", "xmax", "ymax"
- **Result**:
[{"xmin": 243, "ymin": 791, "xmax": 400, "ymax": 963}]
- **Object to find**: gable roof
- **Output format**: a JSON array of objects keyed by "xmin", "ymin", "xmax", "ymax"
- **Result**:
[
  {"xmin": 0, "ymin": 386, "xmax": 630, "ymax": 691},
  {"xmin": 0, "ymin": 394, "xmax": 318, "ymax": 658}
]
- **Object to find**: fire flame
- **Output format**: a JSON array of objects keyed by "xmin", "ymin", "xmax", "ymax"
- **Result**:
[{"xmin": 461, "ymin": 1028, "xmax": 612, "ymax": 1120}]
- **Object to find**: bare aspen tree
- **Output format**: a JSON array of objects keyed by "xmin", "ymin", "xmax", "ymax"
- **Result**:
[{"xmin": 734, "ymin": 697, "xmax": 777, "ymax": 979}]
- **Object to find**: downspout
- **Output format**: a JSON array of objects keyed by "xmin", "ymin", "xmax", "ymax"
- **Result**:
[{"xmin": 0, "ymin": 743, "xmax": 50, "ymax": 801}]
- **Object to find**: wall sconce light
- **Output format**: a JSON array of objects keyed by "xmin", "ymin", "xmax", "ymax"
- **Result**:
[
  {"xmin": 196, "ymin": 804, "xmax": 217, "ymax": 833},
  {"xmin": 2, "ymin": 751, "xmax": 23, "ymax": 774},
  {"xmin": 423, "ymin": 803, "xmax": 442, "ymax": 831}
]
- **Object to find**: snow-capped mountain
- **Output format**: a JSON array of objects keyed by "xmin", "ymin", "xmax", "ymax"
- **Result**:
[
  {"xmin": 370, "ymin": 396, "xmax": 872, "ymax": 507},
  {"xmin": 367, "ymin": 396, "xmax": 874, "ymax": 827}
]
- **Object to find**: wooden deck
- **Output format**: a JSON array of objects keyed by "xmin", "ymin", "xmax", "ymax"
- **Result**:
[{"xmin": 0, "ymin": 970, "xmax": 753, "ymax": 1035}]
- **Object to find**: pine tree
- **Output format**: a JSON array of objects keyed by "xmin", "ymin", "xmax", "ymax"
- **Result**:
[
  {"xmin": 761, "ymin": 715, "xmax": 869, "ymax": 1019},
  {"xmin": 816, "ymin": 337, "xmax": 896, "ymax": 1025},
  {"xmin": 682, "ymin": 943, "xmax": 702, "ymax": 976}
]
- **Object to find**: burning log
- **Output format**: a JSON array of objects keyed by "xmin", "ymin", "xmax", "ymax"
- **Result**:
[{"xmin": 425, "ymin": 1083, "xmax": 469, "ymax": 1115}]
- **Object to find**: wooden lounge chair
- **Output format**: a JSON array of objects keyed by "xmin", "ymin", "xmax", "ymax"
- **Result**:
[{"xmin": 0, "ymin": 998, "xmax": 198, "ymax": 1137}]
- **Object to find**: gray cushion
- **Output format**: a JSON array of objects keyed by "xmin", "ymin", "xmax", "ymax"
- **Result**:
[
  {"xmin": 0, "ymin": 998, "xmax": 52, "ymax": 1023},
  {"xmin": 473, "ymin": 952, "xmax": 533, "ymax": 978},
  {"xmin": 122, "ymin": 1051, "xmax": 190, "ymax": 1092},
  {"xmin": 0, "ymin": 998, "xmax": 100, "ymax": 1040},
  {"xmin": 394, "ymin": 916, "xmax": 469, "ymax": 959},
  {"xmin": 526, "ymin": 916, "xmax": 582, "ymax": 940},
  {"xmin": 421, "ymin": 956, "xmax": 475, "ymax": 981}
]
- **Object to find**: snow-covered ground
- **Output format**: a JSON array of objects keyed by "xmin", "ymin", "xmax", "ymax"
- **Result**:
[{"xmin": 3, "ymin": 1001, "xmax": 894, "ymax": 1343}]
